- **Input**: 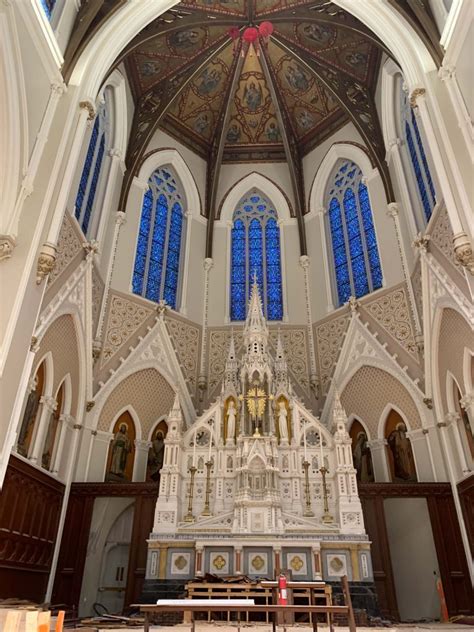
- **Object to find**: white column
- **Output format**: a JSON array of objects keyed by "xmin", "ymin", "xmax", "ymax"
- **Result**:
[
  {"xmin": 51, "ymin": 414, "xmax": 75, "ymax": 475},
  {"xmin": 445, "ymin": 412, "xmax": 470, "ymax": 475},
  {"xmin": 94, "ymin": 148, "xmax": 126, "ymax": 250},
  {"xmin": 29, "ymin": 395, "xmax": 57, "ymax": 464},
  {"xmin": 367, "ymin": 439, "xmax": 390, "ymax": 482},
  {"xmin": 385, "ymin": 137, "xmax": 419, "ymax": 238},
  {"xmin": 133, "ymin": 439, "xmax": 152, "ymax": 482},
  {"xmin": 179, "ymin": 210, "xmax": 193, "ymax": 317},
  {"xmin": 95, "ymin": 210, "xmax": 126, "ymax": 346},
  {"xmin": 438, "ymin": 65, "xmax": 473, "ymax": 168},
  {"xmin": 406, "ymin": 428, "xmax": 436, "ymax": 481},
  {"xmin": 386, "ymin": 203, "xmax": 423, "ymax": 351},
  {"xmin": 299, "ymin": 255, "xmax": 319, "ymax": 395},
  {"xmin": 315, "ymin": 207, "xmax": 335, "ymax": 313},
  {"xmin": 198, "ymin": 257, "xmax": 213, "ymax": 400},
  {"xmin": 410, "ymin": 89, "xmax": 473, "ymax": 274},
  {"xmin": 460, "ymin": 392, "xmax": 474, "ymax": 435},
  {"xmin": 87, "ymin": 430, "xmax": 113, "ymax": 481}
]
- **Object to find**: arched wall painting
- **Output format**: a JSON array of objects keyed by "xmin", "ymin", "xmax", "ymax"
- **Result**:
[
  {"xmin": 349, "ymin": 419, "xmax": 374, "ymax": 483},
  {"xmin": 106, "ymin": 411, "xmax": 136, "ymax": 482},
  {"xmin": 453, "ymin": 382, "xmax": 474, "ymax": 461},
  {"xmin": 42, "ymin": 381, "xmax": 64, "ymax": 470},
  {"xmin": 147, "ymin": 420, "xmax": 168, "ymax": 482},
  {"xmin": 384, "ymin": 409, "xmax": 417, "ymax": 482},
  {"xmin": 17, "ymin": 362, "xmax": 45, "ymax": 457}
]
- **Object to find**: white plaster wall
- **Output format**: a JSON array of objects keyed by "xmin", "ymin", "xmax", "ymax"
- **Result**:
[
  {"xmin": 52, "ymin": 0, "xmax": 79, "ymax": 55},
  {"xmin": 384, "ymin": 498, "xmax": 441, "ymax": 621},
  {"xmin": 453, "ymin": 19, "xmax": 473, "ymax": 121}
]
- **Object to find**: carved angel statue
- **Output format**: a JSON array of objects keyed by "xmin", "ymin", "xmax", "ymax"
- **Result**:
[{"xmin": 278, "ymin": 401, "xmax": 289, "ymax": 442}]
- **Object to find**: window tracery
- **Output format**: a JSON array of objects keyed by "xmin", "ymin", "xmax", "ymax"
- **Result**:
[
  {"xmin": 400, "ymin": 86, "xmax": 436, "ymax": 223},
  {"xmin": 132, "ymin": 166, "xmax": 185, "ymax": 310},
  {"xmin": 230, "ymin": 191, "xmax": 283, "ymax": 321},
  {"xmin": 75, "ymin": 96, "xmax": 108, "ymax": 236},
  {"xmin": 326, "ymin": 161, "xmax": 383, "ymax": 306}
]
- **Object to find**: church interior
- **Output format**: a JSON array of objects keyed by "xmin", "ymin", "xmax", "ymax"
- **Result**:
[{"xmin": 0, "ymin": 0, "xmax": 473, "ymax": 626}]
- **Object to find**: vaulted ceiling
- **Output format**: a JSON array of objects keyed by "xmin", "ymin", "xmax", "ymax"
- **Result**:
[{"xmin": 63, "ymin": 0, "xmax": 442, "ymax": 256}]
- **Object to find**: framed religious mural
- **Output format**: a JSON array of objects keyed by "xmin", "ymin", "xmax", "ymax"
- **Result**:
[
  {"xmin": 349, "ymin": 419, "xmax": 374, "ymax": 483},
  {"xmin": 384, "ymin": 409, "xmax": 417, "ymax": 482},
  {"xmin": 17, "ymin": 362, "xmax": 45, "ymax": 457},
  {"xmin": 105, "ymin": 411, "xmax": 136, "ymax": 482},
  {"xmin": 147, "ymin": 420, "xmax": 168, "ymax": 482}
]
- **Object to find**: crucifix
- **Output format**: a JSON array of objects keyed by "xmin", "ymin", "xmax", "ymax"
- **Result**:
[{"xmin": 245, "ymin": 381, "xmax": 266, "ymax": 437}]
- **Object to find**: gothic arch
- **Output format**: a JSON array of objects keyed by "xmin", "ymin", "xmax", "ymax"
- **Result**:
[
  {"xmin": 108, "ymin": 405, "xmax": 142, "ymax": 441},
  {"xmin": 219, "ymin": 172, "xmax": 292, "ymax": 223}
]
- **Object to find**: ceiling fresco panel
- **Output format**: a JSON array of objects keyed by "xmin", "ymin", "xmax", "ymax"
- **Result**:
[{"xmin": 179, "ymin": 0, "xmax": 247, "ymax": 16}]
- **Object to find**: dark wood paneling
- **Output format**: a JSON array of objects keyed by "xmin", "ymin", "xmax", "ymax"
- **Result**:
[
  {"xmin": 360, "ymin": 496, "xmax": 399, "ymax": 619},
  {"xmin": 52, "ymin": 482, "xmax": 158, "ymax": 612},
  {"xmin": 0, "ymin": 455, "xmax": 65, "ymax": 602},
  {"xmin": 458, "ymin": 474, "xmax": 474, "ymax": 557},
  {"xmin": 359, "ymin": 482, "xmax": 473, "ymax": 618},
  {"xmin": 427, "ymin": 494, "xmax": 474, "ymax": 615}
]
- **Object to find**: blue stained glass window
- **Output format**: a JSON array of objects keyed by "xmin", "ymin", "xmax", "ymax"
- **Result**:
[
  {"xmin": 41, "ymin": 0, "xmax": 56, "ymax": 20},
  {"xmin": 400, "ymin": 88, "xmax": 436, "ymax": 224},
  {"xmin": 75, "ymin": 96, "xmax": 108, "ymax": 236},
  {"xmin": 230, "ymin": 191, "xmax": 283, "ymax": 320},
  {"xmin": 132, "ymin": 167, "xmax": 185, "ymax": 309},
  {"xmin": 327, "ymin": 161, "xmax": 383, "ymax": 306}
]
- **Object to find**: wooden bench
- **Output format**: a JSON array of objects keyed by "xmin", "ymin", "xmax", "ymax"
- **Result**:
[
  {"xmin": 132, "ymin": 602, "xmax": 356, "ymax": 632},
  {"xmin": 132, "ymin": 576, "xmax": 356, "ymax": 632}
]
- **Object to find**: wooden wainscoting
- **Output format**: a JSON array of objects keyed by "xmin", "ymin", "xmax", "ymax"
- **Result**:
[
  {"xmin": 0, "ymin": 455, "xmax": 65, "ymax": 601},
  {"xmin": 457, "ymin": 474, "xmax": 474, "ymax": 557}
]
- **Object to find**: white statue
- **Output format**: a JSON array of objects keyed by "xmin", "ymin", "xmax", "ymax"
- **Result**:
[
  {"xmin": 278, "ymin": 401, "xmax": 289, "ymax": 442},
  {"xmin": 226, "ymin": 400, "xmax": 236, "ymax": 442}
]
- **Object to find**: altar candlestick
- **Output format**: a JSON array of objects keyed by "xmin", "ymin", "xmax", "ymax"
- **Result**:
[
  {"xmin": 192, "ymin": 428, "xmax": 197, "ymax": 467},
  {"xmin": 319, "ymin": 430, "xmax": 324, "ymax": 467},
  {"xmin": 303, "ymin": 420, "xmax": 307, "ymax": 462}
]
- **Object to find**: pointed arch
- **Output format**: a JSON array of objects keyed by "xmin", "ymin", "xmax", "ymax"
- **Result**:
[{"xmin": 220, "ymin": 172, "xmax": 292, "ymax": 223}]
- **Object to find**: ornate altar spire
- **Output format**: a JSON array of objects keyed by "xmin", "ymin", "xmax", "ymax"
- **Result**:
[
  {"xmin": 274, "ymin": 329, "xmax": 289, "ymax": 392},
  {"xmin": 241, "ymin": 276, "xmax": 272, "ymax": 383},
  {"xmin": 332, "ymin": 388, "xmax": 348, "ymax": 427},
  {"xmin": 223, "ymin": 329, "xmax": 239, "ymax": 393}
]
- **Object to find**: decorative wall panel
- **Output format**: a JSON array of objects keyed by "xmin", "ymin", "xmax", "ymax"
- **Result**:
[
  {"xmin": 47, "ymin": 213, "xmax": 83, "ymax": 287},
  {"xmin": 165, "ymin": 314, "xmax": 200, "ymax": 397},
  {"xmin": 314, "ymin": 313, "xmax": 350, "ymax": 395}
]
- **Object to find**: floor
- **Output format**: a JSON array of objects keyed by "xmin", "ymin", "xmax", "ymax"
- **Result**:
[{"xmin": 98, "ymin": 625, "xmax": 473, "ymax": 631}]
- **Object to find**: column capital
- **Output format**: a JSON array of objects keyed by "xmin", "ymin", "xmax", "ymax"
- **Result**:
[
  {"xmin": 108, "ymin": 147, "xmax": 123, "ymax": 160},
  {"xmin": 460, "ymin": 392, "xmax": 473, "ymax": 410},
  {"xmin": 50, "ymin": 81, "xmax": 66, "ymax": 97},
  {"xmin": 36, "ymin": 242, "xmax": 57, "ymax": 285},
  {"xmin": 299, "ymin": 254, "xmax": 310, "ymax": 269},
  {"xmin": 40, "ymin": 395, "xmax": 57, "ymax": 412},
  {"xmin": 367, "ymin": 438, "xmax": 387, "ymax": 450},
  {"xmin": 115, "ymin": 211, "xmax": 127, "ymax": 227},
  {"xmin": 30, "ymin": 336, "xmax": 40, "ymax": 353},
  {"xmin": 409, "ymin": 87, "xmax": 426, "ymax": 108},
  {"xmin": 135, "ymin": 439, "xmax": 152, "ymax": 449},
  {"xmin": 445, "ymin": 412, "xmax": 461, "ymax": 426},
  {"xmin": 453, "ymin": 232, "xmax": 474, "ymax": 275},
  {"xmin": 438, "ymin": 64, "xmax": 456, "ymax": 82},
  {"xmin": 0, "ymin": 234, "xmax": 16, "ymax": 261},
  {"xmin": 386, "ymin": 202, "xmax": 399, "ymax": 218},
  {"xmin": 59, "ymin": 413, "xmax": 75, "ymax": 426},
  {"xmin": 388, "ymin": 137, "xmax": 403, "ymax": 150},
  {"xmin": 412, "ymin": 233, "xmax": 430, "ymax": 253},
  {"xmin": 27, "ymin": 375, "xmax": 38, "ymax": 392},
  {"xmin": 203, "ymin": 257, "xmax": 214, "ymax": 271},
  {"xmin": 83, "ymin": 240, "xmax": 100, "ymax": 257},
  {"xmin": 79, "ymin": 100, "xmax": 96, "ymax": 121}
]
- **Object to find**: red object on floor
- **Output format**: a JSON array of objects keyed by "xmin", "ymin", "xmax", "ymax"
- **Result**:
[{"xmin": 278, "ymin": 574, "xmax": 288, "ymax": 606}]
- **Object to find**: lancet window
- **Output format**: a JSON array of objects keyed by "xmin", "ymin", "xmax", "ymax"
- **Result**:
[
  {"xmin": 74, "ymin": 96, "xmax": 109, "ymax": 236},
  {"xmin": 132, "ymin": 166, "xmax": 185, "ymax": 310},
  {"xmin": 400, "ymin": 86, "xmax": 436, "ymax": 223},
  {"xmin": 230, "ymin": 191, "xmax": 283, "ymax": 321},
  {"xmin": 326, "ymin": 161, "xmax": 383, "ymax": 306},
  {"xmin": 40, "ymin": 0, "xmax": 56, "ymax": 20}
]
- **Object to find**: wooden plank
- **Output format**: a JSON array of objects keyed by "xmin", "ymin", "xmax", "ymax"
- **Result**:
[
  {"xmin": 37, "ymin": 611, "xmax": 51, "ymax": 632},
  {"xmin": 4, "ymin": 610, "xmax": 22, "ymax": 632}
]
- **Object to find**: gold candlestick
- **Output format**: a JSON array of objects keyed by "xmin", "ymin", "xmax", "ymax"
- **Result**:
[
  {"xmin": 201, "ymin": 460, "xmax": 213, "ymax": 516},
  {"xmin": 303, "ymin": 460, "xmax": 314, "ymax": 517},
  {"xmin": 319, "ymin": 466, "xmax": 333, "ymax": 524},
  {"xmin": 184, "ymin": 466, "xmax": 197, "ymax": 522}
]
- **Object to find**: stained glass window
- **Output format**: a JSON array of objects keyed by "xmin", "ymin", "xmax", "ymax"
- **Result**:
[
  {"xmin": 74, "ymin": 96, "xmax": 108, "ymax": 236},
  {"xmin": 230, "ymin": 191, "xmax": 283, "ymax": 320},
  {"xmin": 40, "ymin": 0, "xmax": 56, "ymax": 20},
  {"xmin": 132, "ymin": 167, "xmax": 185, "ymax": 310},
  {"xmin": 326, "ymin": 161, "xmax": 383, "ymax": 306},
  {"xmin": 401, "ymin": 87, "xmax": 436, "ymax": 223}
]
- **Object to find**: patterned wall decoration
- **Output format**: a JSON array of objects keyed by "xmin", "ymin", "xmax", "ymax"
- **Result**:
[
  {"xmin": 430, "ymin": 205, "xmax": 462, "ymax": 272},
  {"xmin": 126, "ymin": 25, "xmax": 230, "ymax": 96},
  {"xmin": 314, "ymin": 313, "xmax": 350, "ymax": 396},
  {"xmin": 165, "ymin": 44, "xmax": 234, "ymax": 146},
  {"xmin": 97, "ymin": 368, "xmax": 175, "ymax": 437},
  {"xmin": 340, "ymin": 365, "xmax": 422, "ymax": 436},
  {"xmin": 91, "ymin": 265, "xmax": 104, "ymax": 336},
  {"xmin": 437, "ymin": 308, "xmax": 473, "ymax": 414},
  {"xmin": 206, "ymin": 326, "xmax": 310, "ymax": 400},
  {"xmin": 100, "ymin": 293, "xmax": 154, "ymax": 368},
  {"xmin": 47, "ymin": 213, "xmax": 83, "ymax": 287},
  {"xmin": 165, "ymin": 313, "xmax": 201, "ymax": 397},
  {"xmin": 179, "ymin": 0, "xmax": 246, "ymax": 15},
  {"xmin": 411, "ymin": 262, "xmax": 423, "ymax": 327},
  {"xmin": 33, "ymin": 314, "xmax": 80, "ymax": 416},
  {"xmin": 267, "ymin": 40, "xmax": 342, "ymax": 143},
  {"xmin": 363, "ymin": 285, "xmax": 419, "ymax": 360}
]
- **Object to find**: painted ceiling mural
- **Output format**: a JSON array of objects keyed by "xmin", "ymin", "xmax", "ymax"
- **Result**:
[{"xmin": 123, "ymin": 0, "xmax": 382, "ymax": 163}]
